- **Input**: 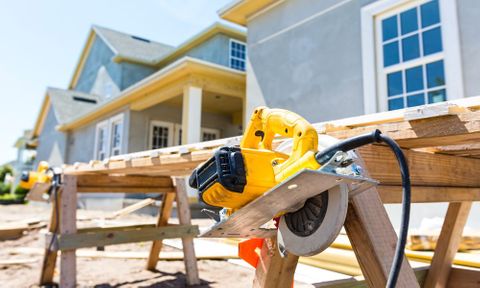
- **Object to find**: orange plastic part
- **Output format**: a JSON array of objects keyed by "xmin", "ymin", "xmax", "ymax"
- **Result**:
[{"xmin": 238, "ymin": 238, "xmax": 265, "ymax": 268}]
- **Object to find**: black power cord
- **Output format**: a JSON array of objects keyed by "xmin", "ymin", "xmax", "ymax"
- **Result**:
[{"xmin": 315, "ymin": 129, "xmax": 411, "ymax": 288}]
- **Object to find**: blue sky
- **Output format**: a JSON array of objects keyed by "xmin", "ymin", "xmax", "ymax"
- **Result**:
[{"xmin": 0, "ymin": 0, "xmax": 233, "ymax": 165}]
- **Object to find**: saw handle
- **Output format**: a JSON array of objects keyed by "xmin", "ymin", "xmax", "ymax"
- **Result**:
[{"xmin": 240, "ymin": 107, "xmax": 318, "ymax": 159}]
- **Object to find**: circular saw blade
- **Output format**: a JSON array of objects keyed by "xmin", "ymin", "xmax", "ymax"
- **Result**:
[{"xmin": 277, "ymin": 184, "xmax": 349, "ymax": 257}]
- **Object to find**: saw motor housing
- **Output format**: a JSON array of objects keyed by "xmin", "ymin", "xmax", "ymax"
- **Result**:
[
  {"xmin": 190, "ymin": 107, "xmax": 322, "ymax": 213},
  {"xmin": 19, "ymin": 161, "xmax": 51, "ymax": 190}
]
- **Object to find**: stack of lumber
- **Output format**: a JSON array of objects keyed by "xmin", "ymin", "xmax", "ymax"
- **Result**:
[{"xmin": 62, "ymin": 98, "xmax": 480, "ymax": 207}]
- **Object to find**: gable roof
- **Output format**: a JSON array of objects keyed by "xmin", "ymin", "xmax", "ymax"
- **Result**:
[
  {"xmin": 93, "ymin": 25, "xmax": 175, "ymax": 65},
  {"xmin": 32, "ymin": 88, "xmax": 99, "ymax": 137},
  {"xmin": 69, "ymin": 26, "xmax": 175, "ymax": 90}
]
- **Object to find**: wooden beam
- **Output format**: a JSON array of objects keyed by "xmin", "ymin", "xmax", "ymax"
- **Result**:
[
  {"xmin": 77, "ymin": 187, "xmax": 174, "ymax": 193},
  {"xmin": 359, "ymin": 145, "xmax": 480, "ymax": 187},
  {"xmin": 174, "ymin": 178, "xmax": 201, "ymax": 286},
  {"xmin": 110, "ymin": 198, "xmax": 156, "ymax": 218},
  {"xmin": 146, "ymin": 192, "xmax": 176, "ymax": 270},
  {"xmin": 327, "ymin": 111, "xmax": 480, "ymax": 149},
  {"xmin": 446, "ymin": 267, "xmax": 480, "ymax": 288},
  {"xmin": 253, "ymin": 238, "xmax": 299, "ymax": 288},
  {"xmin": 48, "ymin": 225, "xmax": 198, "ymax": 250},
  {"xmin": 76, "ymin": 174, "xmax": 173, "ymax": 188},
  {"xmin": 59, "ymin": 175, "xmax": 77, "ymax": 288},
  {"xmin": 378, "ymin": 186, "xmax": 480, "ymax": 203},
  {"xmin": 424, "ymin": 202, "xmax": 473, "ymax": 288}
]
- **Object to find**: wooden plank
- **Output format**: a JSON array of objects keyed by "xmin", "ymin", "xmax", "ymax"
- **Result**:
[
  {"xmin": 49, "ymin": 225, "xmax": 198, "ymax": 250},
  {"xmin": 424, "ymin": 201, "xmax": 473, "ymax": 288},
  {"xmin": 200, "ymin": 170, "xmax": 376, "ymax": 238},
  {"xmin": 0, "ymin": 224, "xmax": 28, "ymax": 240},
  {"xmin": 146, "ymin": 192, "xmax": 176, "ymax": 270},
  {"xmin": 39, "ymin": 187, "xmax": 61, "ymax": 285},
  {"xmin": 175, "ymin": 178, "xmax": 201, "ymax": 286},
  {"xmin": 315, "ymin": 267, "xmax": 480, "ymax": 288},
  {"xmin": 326, "ymin": 111, "xmax": 480, "ymax": 148},
  {"xmin": 110, "ymin": 198, "xmax": 156, "ymax": 218},
  {"xmin": 344, "ymin": 156, "xmax": 418, "ymax": 288},
  {"xmin": 253, "ymin": 237, "xmax": 299, "ymax": 288},
  {"xmin": 77, "ymin": 187, "xmax": 174, "ymax": 193},
  {"xmin": 359, "ymin": 145, "xmax": 480, "ymax": 187},
  {"xmin": 378, "ymin": 186, "xmax": 480, "ymax": 203},
  {"xmin": 404, "ymin": 103, "xmax": 468, "ymax": 121},
  {"xmin": 59, "ymin": 175, "xmax": 77, "ymax": 288},
  {"xmin": 76, "ymin": 174, "xmax": 173, "ymax": 188}
]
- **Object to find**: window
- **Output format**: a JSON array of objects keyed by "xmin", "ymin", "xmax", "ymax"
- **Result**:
[
  {"xmin": 110, "ymin": 115, "xmax": 123, "ymax": 156},
  {"xmin": 94, "ymin": 113, "xmax": 124, "ymax": 160},
  {"xmin": 202, "ymin": 128, "xmax": 220, "ymax": 141},
  {"xmin": 361, "ymin": 0, "xmax": 464, "ymax": 113},
  {"xmin": 149, "ymin": 121, "xmax": 220, "ymax": 149},
  {"xmin": 150, "ymin": 121, "xmax": 174, "ymax": 149},
  {"xmin": 229, "ymin": 39, "xmax": 246, "ymax": 71},
  {"xmin": 95, "ymin": 120, "xmax": 108, "ymax": 161}
]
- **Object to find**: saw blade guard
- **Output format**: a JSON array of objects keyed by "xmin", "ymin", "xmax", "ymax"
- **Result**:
[{"xmin": 276, "ymin": 134, "xmax": 356, "ymax": 257}]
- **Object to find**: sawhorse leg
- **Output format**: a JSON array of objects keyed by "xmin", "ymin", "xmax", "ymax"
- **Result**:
[
  {"xmin": 253, "ymin": 238, "xmax": 299, "ymax": 288},
  {"xmin": 146, "ymin": 192, "xmax": 176, "ymax": 270},
  {"xmin": 175, "ymin": 177, "xmax": 200, "ymax": 286},
  {"xmin": 423, "ymin": 201, "xmax": 472, "ymax": 288},
  {"xmin": 59, "ymin": 175, "xmax": 78, "ymax": 288},
  {"xmin": 39, "ymin": 187, "xmax": 61, "ymax": 285}
]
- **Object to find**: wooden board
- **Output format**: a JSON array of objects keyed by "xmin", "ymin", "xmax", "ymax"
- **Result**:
[
  {"xmin": 59, "ymin": 175, "xmax": 77, "ymax": 288},
  {"xmin": 200, "ymin": 170, "xmax": 376, "ymax": 238},
  {"xmin": 26, "ymin": 182, "xmax": 50, "ymax": 202},
  {"xmin": 48, "ymin": 225, "xmax": 199, "ymax": 250}
]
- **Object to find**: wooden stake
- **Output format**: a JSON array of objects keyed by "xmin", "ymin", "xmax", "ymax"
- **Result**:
[
  {"xmin": 175, "ymin": 177, "xmax": 200, "ymax": 286},
  {"xmin": 423, "ymin": 201, "xmax": 473, "ymax": 288},
  {"xmin": 59, "ymin": 175, "xmax": 77, "ymax": 288}
]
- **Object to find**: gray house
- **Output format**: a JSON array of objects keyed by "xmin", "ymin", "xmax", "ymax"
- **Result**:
[
  {"xmin": 220, "ymin": 0, "xmax": 475, "ymax": 123},
  {"xmin": 32, "ymin": 23, "xmax": 247, "ymax": 168}
]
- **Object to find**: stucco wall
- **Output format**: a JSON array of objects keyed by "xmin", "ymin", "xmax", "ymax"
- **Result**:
[
  {"xmin": 246, "ymin": 0, "xmax": 480, "ymax": 123},
  {"xmin": 128, "ymin": 103, "xmax": 241, "ymax": 152},
  {"xmin": 35, "ymin": 106, "xmax": 67, "ymax": 167},
  {"xmin": 246, "ymin": 0, "xmax": 375, "ymax": 124},
  {"xmin": 457, "ymin": 0, "xmax": 480, "ymax": 97}
]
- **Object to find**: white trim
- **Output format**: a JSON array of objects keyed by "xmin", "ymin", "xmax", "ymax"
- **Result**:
[
  {"xmin": 149, "ymin": 120, "xmax": 174, "ymax": 149},
  {"xmin": 94, "ymin": 120, "xmax": 109, "ymax": 161},
  {"xmin": 174, "ymin": 123, "xmax": 182, "ymax": 146},
  {"xmin": 246, "ymin": 0, "xmax": 286, "ymax": 23},
  {"xmin": 361, "ymin": 0, "xmax": 465, "ymax": 113},
  {"xmin": 109, "ymin": 113, "xmax": 124, "ymax": 156},
  {"xmin": 229, "ymin": 39, "xmax": 247, "ymax": 71}
]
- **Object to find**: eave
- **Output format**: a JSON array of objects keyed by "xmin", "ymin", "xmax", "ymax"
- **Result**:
[{"xmin": 219, "ymin": 0, "xmax": 282, "ymax": 26}]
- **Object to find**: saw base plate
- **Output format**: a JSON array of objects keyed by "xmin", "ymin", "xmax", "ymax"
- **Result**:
[{"xmin": 199, "ymin": 169, "xmax": 377, "ymax": 238}]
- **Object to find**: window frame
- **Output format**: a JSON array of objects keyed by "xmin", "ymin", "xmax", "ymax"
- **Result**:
[
  {"xmin": 149, "ymin": 120, "xmax": 174, "ymax": 149},
  {"xmin": 229, "ymin": 38, "xmax": 247, "ymax": 71},
  {"xmin": 94, "ymin": 120, "xmax": 109, "ymax": 161},
  {"xmin": 361, "ymin": 0, "xmax": 464, "ymax": 113},
  {"xmin": 109, "ymin": 113, "xmax": 124, "ymax": 156}
]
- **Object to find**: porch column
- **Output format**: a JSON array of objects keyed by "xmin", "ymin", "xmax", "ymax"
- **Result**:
[{"xmin": 182, "ymin": 85, "xmax": 202, "ymax": 144}]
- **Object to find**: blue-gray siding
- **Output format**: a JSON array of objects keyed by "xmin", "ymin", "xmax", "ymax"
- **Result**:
[
  {"xmin": 75, "ymin": 36, "xmax": 156, "ymax": 94},
  {"xmin": 167, "ymin": 33, "xmax": 243, "ymax": 68},
  {"xmin": 35, "ymin": 106, "xmax": 68, "ymax": 167}
]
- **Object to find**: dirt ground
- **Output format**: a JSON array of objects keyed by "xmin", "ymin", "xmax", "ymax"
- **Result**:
[{"xmin": 0, "ymin": 204, "xmax": 311, "ymax": 288}]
